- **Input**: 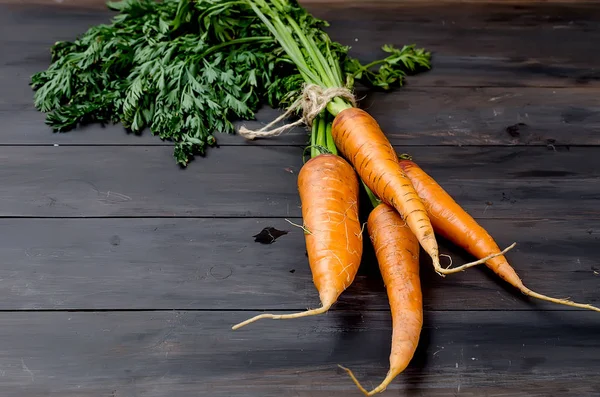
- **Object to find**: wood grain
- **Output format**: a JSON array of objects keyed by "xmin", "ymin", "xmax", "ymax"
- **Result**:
[
  {"xmin": 0, "ymin": 310, "xmax": 599, "ymax": 397},
  {"xmin": 1, "ymin": 145, "xmax": 599, "ymax": 218},
  {"xmin": 0, "ymin": 217, "xmax": 598, "ymax": 311}
]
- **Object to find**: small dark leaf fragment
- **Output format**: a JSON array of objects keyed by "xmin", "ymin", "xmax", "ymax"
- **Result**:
[
  {"xmin": 253, "ymin": 227, "xmax": 288, "ymax": 244},
  {"xmin": 289, "ymin": 269, "xmax": 296, "ymax": 273},
  {"xmin": 505, "ymin": 122, "xmax": 527, "ymax": 138}
]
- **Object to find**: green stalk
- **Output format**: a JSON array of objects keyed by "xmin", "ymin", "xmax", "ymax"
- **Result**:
[
  {"xmin": 254, "ymin": 0, "xmax": 326, "ymax": 86},
  {"xmin": 197, "ymin": 36, "xmax": 272, "ymax": 59},
  {"xmin": 195, "ymin": 1, "xmax": 247, "ymax": 27},
  {"xmin": 247, "ymin": 0, "xmax": 355, "ymax": 160},
  {"xmin": 350, "ymin": 58, "xmax": 387, "ymax": 78},
  {"xmin": 249, "ymin": 1, "xmax": 349, "ymax": 116},
  {"xmin": 247, "ymin": 1, "xmax": 321, "ymax": 85},
  {"xmin": 363, "ymin": 182, "xmax": 381, "ymax": 209},
  {"xmin": 325, "ymin": 118, "xmax": 337, "ymax": 155},
  {"xmin": 316, "ymin": 114, "xmax": 327, "ymax": 151},
  {"xmin": 310, "ymin": 117, "xmax": 318, "ymax": 158},
  {"xmin": 284, "ymin": 15, "xmax": 336, "ymax": 87},
  {"xmin": 323, "ymin": 37, "xmax": 344, "ymax": 87},
  {"xmin": 326, "ymin": 97, "xmax": 352, "ymax": 117}
]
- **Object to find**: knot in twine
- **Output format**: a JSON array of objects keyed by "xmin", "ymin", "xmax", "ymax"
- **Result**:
[{"xmin": 239, "ymin": 83, "xmax": 356, "ymax": 140}]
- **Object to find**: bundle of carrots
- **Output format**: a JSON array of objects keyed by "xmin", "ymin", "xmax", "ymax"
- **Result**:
[
  {"xmin": 230, "ymin": 1, "xmax": 600, "ymax": 395},
  {"xmin": 30, "ymin": 0, "xmax": 599, "ymax": 393}
]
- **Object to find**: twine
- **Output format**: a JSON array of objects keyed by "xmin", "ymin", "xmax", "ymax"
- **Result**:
[{"xmin": 238, "ymin": 83, "xmax": 356, "ymax": 140}]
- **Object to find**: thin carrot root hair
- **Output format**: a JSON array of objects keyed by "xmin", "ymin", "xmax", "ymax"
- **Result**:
[
  {"xmin": 231, "ymin": 303, "xmax": 332, "ymax": 330},
  {"xmin": 338, "ymin": 365, "xmax": 370, "ymax": 396},
  {"xmin": 338, "ymin": 365, "xmax": 398, "ymax": 396},
  {"xmin": 436, "ymin": 242, "xmax": 517, "ymax": 275},
  {"xmin": 284, "ymin": 218, "xmax": 312, "ymax": 235},
  {"xmin": 522, "ymin": 289, "xmax": 600, "ymax": 312}
]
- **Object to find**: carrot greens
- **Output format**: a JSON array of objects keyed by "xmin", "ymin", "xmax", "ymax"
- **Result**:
[
  {"xmin": 31, "ymin": 0, "xmax": 292, "ymax": 165},
  {"xmin": 31, "ymin": 0, "xmax": 430, "ymax": 166}
]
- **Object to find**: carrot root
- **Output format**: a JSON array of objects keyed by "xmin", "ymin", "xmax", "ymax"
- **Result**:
[
  {"xmin": 522, "ymin": 289, "xmax": 600, "ymax": 313},
  {"xmin": 340, "ymin": 203, "xmax": 422, "ymax": 395},
  {"xmin": 338, "ymin": 365, "xmax": 370, "ymax": 396},
  {"xmin": 284, "ymin": 218, "xmax": 312, "ymax": 235},
  {"xmin": 339, "ymin": 365, "xmax": 399, "ymax": 396},
  {"xmin": 437, "ymin": 242, "xmax": 517, "ymax": 275},
  {"xmin": 231, "ymin": 303, "xmax": 332, "ymax": 330}
]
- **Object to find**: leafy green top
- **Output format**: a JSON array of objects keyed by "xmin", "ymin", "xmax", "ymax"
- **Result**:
[{"xmin": 31, "ymin": 0, "xmax": 431, "ymax": 166}]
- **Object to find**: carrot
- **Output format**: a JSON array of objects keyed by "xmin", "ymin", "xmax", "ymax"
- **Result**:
[
  {"xmin": 232, "ymin": 153, "xmax": 364, "ymax": 329},
  {"xmin": 397, "ymin": 156, "xmax": 600, "ymax": 313},
  {"xmin": 331, "ymin": 107, "xmax": 499, "ymax": 277},
  {"xmin": 340, "ymin": 202, "xmax": 423, "ymax": 395}
]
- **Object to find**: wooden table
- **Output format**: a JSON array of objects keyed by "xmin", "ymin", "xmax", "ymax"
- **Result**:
[{"xmin": 1, "ymin": 1, "xmax": 599, "ymax": 395}]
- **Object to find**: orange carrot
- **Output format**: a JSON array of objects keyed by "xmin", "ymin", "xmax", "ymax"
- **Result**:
[
  {"xmin": 340, "ymin": 203, "xmax": 423, "ymax": 395},
  {"xmin": 398, "ymin": 156, "xmax": 600, "ymax": 313},
  {"xmin": 331, "ymin": 107, "xmax": 498, "ymax": 277},
  {"xmin": 232, "ymin": 153, "xmax": 364, "ymax": 329}
]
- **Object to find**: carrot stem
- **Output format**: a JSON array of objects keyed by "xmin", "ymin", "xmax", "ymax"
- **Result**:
[
  {"xmin": 327, "ymin": 97, "xmax": 352, "ymax": 117},
  {"xmin": 325, "ymin": 116, "xmax": 337, "ymax": 155},
  {"xmin": 310, "ymin": 118, "xmax": 318, "ymax": 158},
  {"xmin": 317, "ymin": 115, "xmax": 327, "ymax": 150},
  {"xmin": 283, "ymin": 14, "xmax": 337, "ymax": 87}
]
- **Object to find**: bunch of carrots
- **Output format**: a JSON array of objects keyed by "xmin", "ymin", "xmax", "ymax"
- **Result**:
[
  {"xmin": 26, "ymin": 0, "xmax": 599, "ymax": 392},
  {"xmin": 229, "ymin": 1, "xmax": 600, "ymax": 395}
]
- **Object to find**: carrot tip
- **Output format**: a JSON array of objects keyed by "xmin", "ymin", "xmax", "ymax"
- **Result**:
[
  {"xmin": 523, "ymin": 289, "xmax": 600, "ymax": 313},
  {"xmin": 338, "ymin": 365, "xmax": 370, "ymax": 396},
  {"xmin": 340, "ymin": 364, "xmax": 402, "ymax": 396},
  {"xmin": 436, "ymin": 242, "xmax": 517, "ymax": 275},
  {"xmin": 231, "ymin": 304, "xmax": 333, "ymax": 330}
]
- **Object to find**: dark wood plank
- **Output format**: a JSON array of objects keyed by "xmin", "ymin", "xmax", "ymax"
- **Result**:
[
  {"xmin": 0, "ymin": 145, "xmax": 304, "ymax": 218},
  {"xmin": 1, "ymin": 145, "xmax": 599, "ymax": 218},
  {"xmin": 0, "ymin": 310, "xmax": 599, "ymax": 396},
  {"xmin": 3, "ymin": 2, "xmax": 600, "ymax": 89},
  {"xmin": 4, "ymin": 87, "xmax": 600, "ymax": 147},
  {"xmin": 320, "ymin": 87, "xmax": 600, "ymax": 147},
  {"xmin": 1, "ymin": 217, "xmax": 598, "ymax": 311},
  {"xmin": 314, "ymin": 1, "xmax": 600, "ymax": 68}
]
